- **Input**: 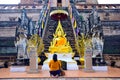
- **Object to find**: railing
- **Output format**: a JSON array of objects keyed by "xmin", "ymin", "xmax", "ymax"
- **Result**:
[
  {"xmin": 37, "ymin": 3, "xmax": 49, "ymax": 37},
  {"xmin": 0, "ymin": 4, "xmax": 120, "ymax": 10},
  {"xmin": 0, "ymin": 4, "xmax": 43, "ymax": 9},
  {"xmin": 71, "ymin": 3, "xmax": 84, "ymax": 34},
  {"xmin": 41, "ymin": 8, "xmax": 50, "ymax": 39},
  {"xmin": 78, "ymin": 9, "xmax": 120, "ymax": 13},
  {"xmin": 75, "ymin": 4, "xmax": 120, "ymax": 10}
]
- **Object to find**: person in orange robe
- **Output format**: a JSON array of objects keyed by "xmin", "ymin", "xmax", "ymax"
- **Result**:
[{"xmin": 49, "ymin": 54, "xmax": 61, "ymax": 77}]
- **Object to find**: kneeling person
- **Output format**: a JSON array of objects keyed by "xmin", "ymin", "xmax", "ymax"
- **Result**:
[{"xmin": 49, "ymin": 54, "xmax": 61, "ymax": 77}]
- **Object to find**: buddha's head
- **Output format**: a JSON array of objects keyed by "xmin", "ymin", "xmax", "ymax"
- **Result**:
[
  {"xmin": 55, "ymin": 20, "xmax": 65, "ymax": 37},
  {"xmin": 57, "ymin": 29, "xmax": 62, "ymax": 37}
]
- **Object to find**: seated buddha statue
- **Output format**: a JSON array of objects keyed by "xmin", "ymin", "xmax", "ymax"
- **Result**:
[{"xmin": 49, "ymin": 20, "xmax": 72, "ymax": 53}]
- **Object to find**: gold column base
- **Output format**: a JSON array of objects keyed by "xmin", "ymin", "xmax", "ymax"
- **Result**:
[{"xmin": 80, "ymin": 58, "xmax": 84, "ymax": 69}]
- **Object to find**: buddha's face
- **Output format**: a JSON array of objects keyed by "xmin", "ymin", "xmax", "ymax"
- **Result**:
[{"xmin": 57, "ymin": 30, "xmax": 62, "ymax": 37}]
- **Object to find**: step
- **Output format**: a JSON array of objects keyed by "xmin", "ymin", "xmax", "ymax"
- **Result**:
[{"xmin": 0, "ymin": 27, "xmax": 16, "ymax": 37}]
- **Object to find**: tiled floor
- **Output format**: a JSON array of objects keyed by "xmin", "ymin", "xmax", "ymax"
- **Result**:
[
  {"xmin": 0, "ymin": 66, "xmax": 120, "ymax": 79},
  {"xmin": 0, "ymin": 78, "xmax": 120, "ymax": 80}
]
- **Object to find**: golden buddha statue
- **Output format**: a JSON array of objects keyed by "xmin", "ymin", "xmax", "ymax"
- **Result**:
[{"xmin": 49, "ymin": 20, "xmax": 72, "ymax": 53}]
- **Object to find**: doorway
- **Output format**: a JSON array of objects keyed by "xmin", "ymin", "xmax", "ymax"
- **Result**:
[{"xmin": 57, "ymin": 0, "xmax": 62, "ymax": 7}]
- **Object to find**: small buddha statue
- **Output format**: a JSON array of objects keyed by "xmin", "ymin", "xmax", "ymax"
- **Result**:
[{"xmin": 49, "ymin": 20, "xmax": 72, "ymax": 53}]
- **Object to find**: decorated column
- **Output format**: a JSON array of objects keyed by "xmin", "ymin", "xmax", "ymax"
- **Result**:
[
  {"xmin": 84, "ymin": 37, "xmax": 94, "ymax": 72},
  {"xmin": 28, "ymin": 46, "xmax": 39, "ymax": 73},
  {"xmin": 84, "ymin": 48, "xmax": 94, "ymax": 72}
]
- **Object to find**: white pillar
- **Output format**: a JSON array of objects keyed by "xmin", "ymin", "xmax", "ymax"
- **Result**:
[
  {"xmin": 84, "ymin": 48, "xmax": 94, "ymax": 72},
  {"xmin": 28, "ymin": 47, "xmax": 39, "ymax": 73}
]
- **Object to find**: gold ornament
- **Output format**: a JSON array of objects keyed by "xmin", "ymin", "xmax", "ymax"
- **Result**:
[
  {"xmin": 49, "ymin": 20, "xmax": 72, "ymax": 53},
  {"xmin": 27, "ymin": 34, "xmax": 44, "ymax": 63}
]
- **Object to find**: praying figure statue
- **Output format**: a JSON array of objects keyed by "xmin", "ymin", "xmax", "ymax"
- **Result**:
[{"xmin": 49, "ymin": 20, "xmax": 72, "ymax": 53}]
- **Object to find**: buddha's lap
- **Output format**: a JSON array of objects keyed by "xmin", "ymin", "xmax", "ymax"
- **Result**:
[
  {"xmin": 55, "ymin": 37, "xmax": 66, "ymax": 46},
  {"xmin": 49, "ymin": 46, "xmax": 71, "ymax": 52}
]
